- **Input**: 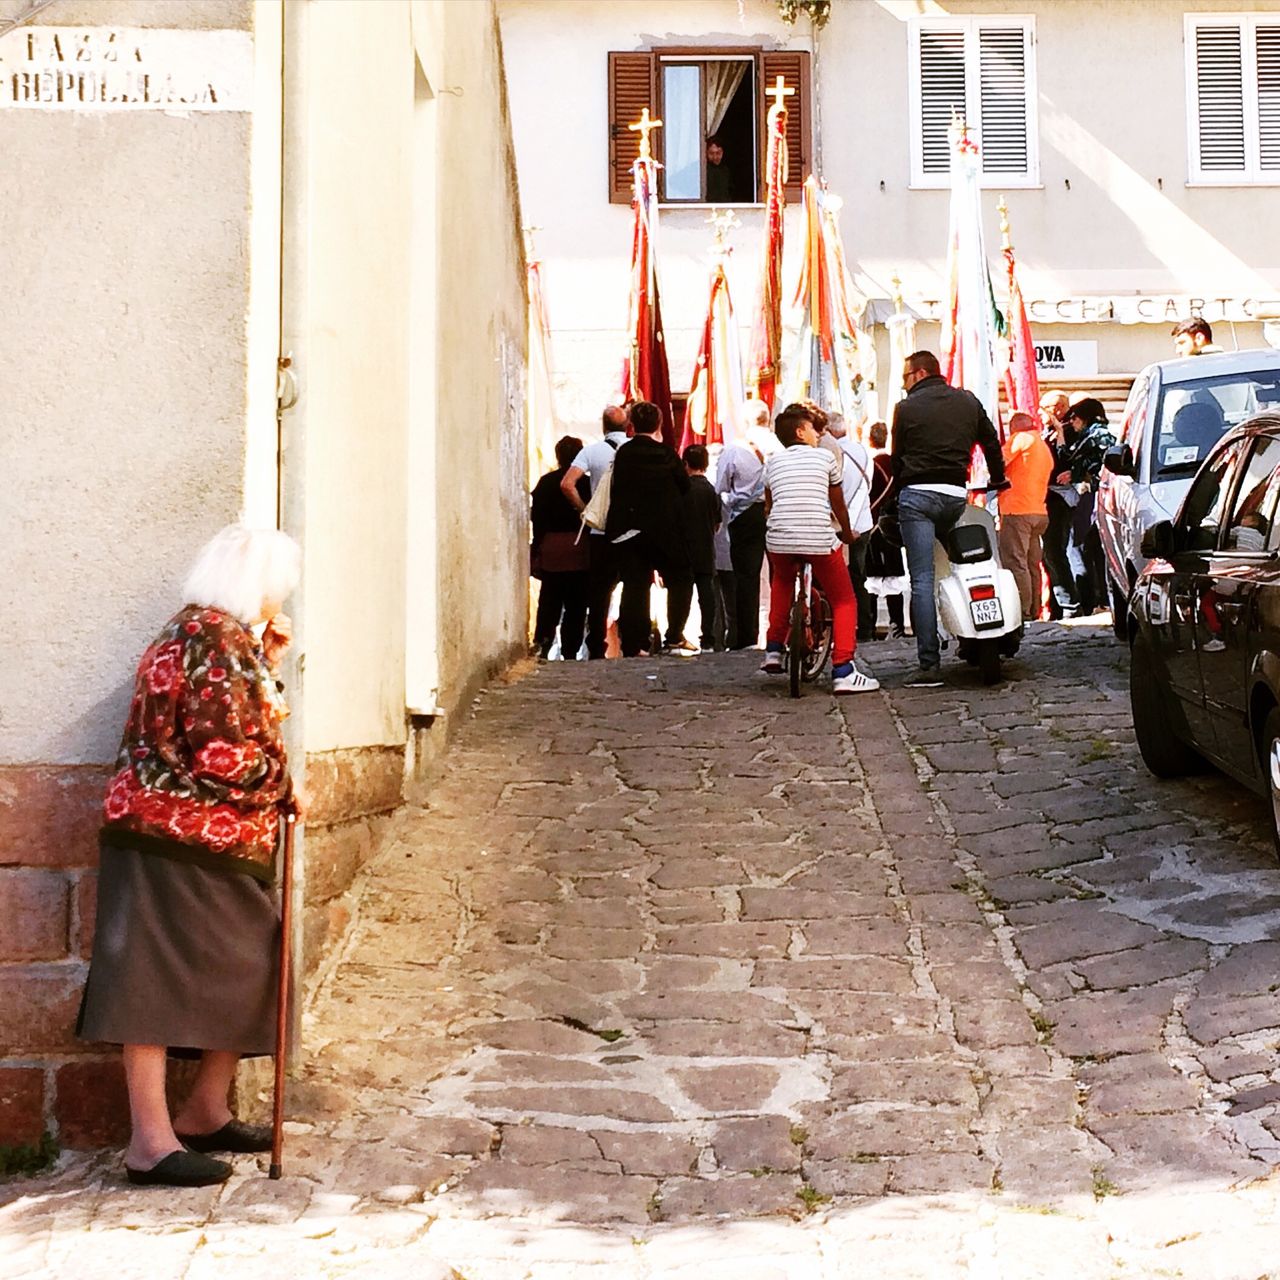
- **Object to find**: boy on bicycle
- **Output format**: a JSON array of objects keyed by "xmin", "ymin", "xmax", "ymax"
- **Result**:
[{"xmin": 760, "ymin": 408, "xmax": 879, "ymax": 694}]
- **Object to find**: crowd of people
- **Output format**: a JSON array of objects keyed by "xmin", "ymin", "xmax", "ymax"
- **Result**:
[
  {"xmin": 530, "ymin": 393, "xmax": 898, "ymax": 688},
  {"xmin": 530, "ymin": 319, "xmax": 1226, "ymax": 683}
]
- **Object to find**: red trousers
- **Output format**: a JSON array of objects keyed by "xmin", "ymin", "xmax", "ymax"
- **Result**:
[{"xmin": 766, "ymin": 549, "xmax": 857, "ymax": 667}]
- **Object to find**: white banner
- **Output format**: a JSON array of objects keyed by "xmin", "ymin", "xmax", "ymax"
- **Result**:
[{"xmin": 0, "ymin": 27, "xmax": 253, "ymax": 112}]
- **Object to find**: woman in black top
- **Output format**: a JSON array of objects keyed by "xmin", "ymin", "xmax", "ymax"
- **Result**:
[
  {"xmin": 865, "ymin": 422, "xmax": 906, "ymax": 638},
  {"xmin": 531, "ymin": 435, "xmax": 590, "ymax": 659}
]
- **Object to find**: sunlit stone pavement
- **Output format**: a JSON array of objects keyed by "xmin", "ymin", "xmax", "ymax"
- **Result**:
[{"xmin": 5, "ymin": 618, "xmax": 1280, "ymax": 1278}]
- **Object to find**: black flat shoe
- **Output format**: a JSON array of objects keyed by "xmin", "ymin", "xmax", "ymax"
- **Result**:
[
  {"xmin": 176, "ymin": 1118, "xmax": 272, "ymax": 1154},
  {"xmin": 126, "ymin": 1148, "xmax": 232, "ymax": 1187}
]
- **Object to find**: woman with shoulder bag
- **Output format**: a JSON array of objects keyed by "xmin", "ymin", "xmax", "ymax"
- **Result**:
[
  {"xmin": 864, "ymin": 422, "xmax": 907, "ymax": 639},
  {"xmin": 531, "ymin": 435, "xmax": 591, "ymax": 659}
]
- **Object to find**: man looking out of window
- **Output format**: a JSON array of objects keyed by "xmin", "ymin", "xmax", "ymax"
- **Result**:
[{"xmin": 706, "ymin": 136, "xmax": 733, "ymax": 204}]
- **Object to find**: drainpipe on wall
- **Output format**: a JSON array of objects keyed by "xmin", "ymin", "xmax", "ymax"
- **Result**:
[
  {"xmin": 277, "ymin": 0, "xmax": 308, "ymax": 1056},
  {"xmin": 810, "ymin": 11, "xmax": 822, "ymax": 175}
]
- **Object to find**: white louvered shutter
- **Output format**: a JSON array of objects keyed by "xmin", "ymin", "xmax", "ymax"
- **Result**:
[
  {"xmin": 919, "ymin": 27, "xmax": 967, "ymax": 176},
  {"xmin": 1257, "ymin": 23, "xmax": 1280, "ymax": 172},
  {"xmin": 978, "ymin": 25, "xmax": 1029, "ymax": 174},
  {"xmin": 1194, "ymin": 24, "xmax": 1247, "ymax": 173}
]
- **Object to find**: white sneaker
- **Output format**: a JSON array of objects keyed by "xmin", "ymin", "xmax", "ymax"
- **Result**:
[
  {"xmin": 833, "ymin": 667, "xmax": 880, "ymax": 695},
  {"xmin": 760, "ymin": 651, "xmax": 785, "ymax": 675}
]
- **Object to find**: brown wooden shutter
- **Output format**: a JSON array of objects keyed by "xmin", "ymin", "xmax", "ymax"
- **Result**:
[
  {"xmin": 608, "ymin": 52, "xmax": 657, "ymax": 204},
  {"xmin": 760, "ymin": 50, "xmax": 812, "ymax": 201}
]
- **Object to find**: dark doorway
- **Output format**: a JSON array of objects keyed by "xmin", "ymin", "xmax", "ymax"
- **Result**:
[{"xmin": 710, "ymin": 63, "xmax": 757, "ymax": 203}]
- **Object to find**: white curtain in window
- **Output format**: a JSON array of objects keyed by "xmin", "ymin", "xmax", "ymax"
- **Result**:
[
  {"xmin": 664, "ymin": 64, "xmax": 702, "ymax": 199},
  {"xmin": 705, "ymin": 61, "xmax": 748, "ymax": 136}
]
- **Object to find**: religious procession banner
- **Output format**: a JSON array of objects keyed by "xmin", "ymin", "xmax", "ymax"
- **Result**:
[
  {"xmin": 940, "ymin": 121, "xmax": 1004, "ymax": 436},
  {"xmin": 886, "ymin": 277, "xmax": 917, "ymax": 420},
  {"xmin": 782, "ymin": 177, "xmax": 874, "ymax": 430},
  {"xmin": 746, "ymin": 76, "xmax": 793, "ymax": 411},
  {"xmin": 526, "ymin": 249, "xmax": 558, "ymax": 490},
  {"xmin": 620, "ymin": 108, "xmax": 676, "ymax": 448},
  {"xmin": 999, "ymin": 201, "xmax": 1040, "ymax": 417},
  {"xmin": 682, "ymin": 228, "xmax": 745, "ymax": 451}
]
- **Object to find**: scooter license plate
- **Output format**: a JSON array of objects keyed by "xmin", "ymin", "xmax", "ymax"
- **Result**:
[{"xmin": 970, "ymin": 598, "xmax": 1004, "ymax": 629}]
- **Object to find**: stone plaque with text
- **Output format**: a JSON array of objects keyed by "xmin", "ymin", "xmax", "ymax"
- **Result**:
[{"xmin": 0, "ymin": 27, "xmax": 252, "ymax": 112}]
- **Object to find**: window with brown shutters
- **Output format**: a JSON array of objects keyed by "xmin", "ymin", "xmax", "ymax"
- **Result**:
[
  {"xmin": 760, "ymin": 50, "xmax": 811, "ymax": 202},
  {"xmin": 608, "ymin": 52, "xmax": 656, "ymax": 204},
  {"xmin": 1187, "ymin": 14, "xmax": 1280, "ymax": 184},
  {"xmin": 606, "ymin": 48, "xmax": 812, "ymax": 205},
  {"xmin": 909, "ymin": 17, "xmax": 1038, "ymax": 188}
]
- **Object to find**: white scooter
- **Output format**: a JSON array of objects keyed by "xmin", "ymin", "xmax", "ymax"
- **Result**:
[{"xmin": 932, "ymin": 503, "xmax": 1024, "ymax": 685}]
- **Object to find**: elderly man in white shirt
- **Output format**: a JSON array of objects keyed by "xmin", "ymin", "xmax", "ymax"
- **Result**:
[
  {"xmin": 561, "ymin": 404, "xmax": 630, "ymax": 658},
  {"xmin": 715, "ymin": 399, "xmax": 778, "ymax": 649}
]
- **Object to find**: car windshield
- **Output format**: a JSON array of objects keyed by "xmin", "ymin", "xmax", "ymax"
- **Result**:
[{"xmin": 1154, "ymin": 368, "xmax": 1280, "ymax": 479}]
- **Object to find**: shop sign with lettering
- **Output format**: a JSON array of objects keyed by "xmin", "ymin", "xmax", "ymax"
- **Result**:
[
  {"xmin": 1034, "ymin": 341, "xmax": 1098, "ymax": 376},
  {"xmin": 0, "ymin": 27, "xmax": 252, "ymax": 111},
  {"xmin": 912, "ymin": 294, "xmax": 1280, "ymax": 325}
]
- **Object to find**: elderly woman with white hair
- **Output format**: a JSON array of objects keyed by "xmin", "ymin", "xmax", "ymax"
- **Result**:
[{"xmin": 77, "ymin": 525, "xmax": 302, "ymax": 1188}]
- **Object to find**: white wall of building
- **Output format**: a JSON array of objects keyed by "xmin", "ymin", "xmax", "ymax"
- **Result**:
[
  {"xmin": 499, "ymin": 0, "xmax": 1280, "ymax": 421},
  {"xmin": 0, "ymin": 0, "xmax": 269, "ymax": 766},
  {"xmin": 281, "ymin": 0, "xmax": 414, "ymax": 754},
  {"xmin": 429, "ymin": 0, "xmax": 529, "ymax": 706},
  {"xmin": 284, "ymin": 0, "xmax": 527, "ymax": 753}
]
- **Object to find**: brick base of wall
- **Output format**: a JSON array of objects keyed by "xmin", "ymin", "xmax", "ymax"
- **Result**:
[
  {"xmin": 0, "ymin": 748, "xmax": 405, "ymax": 1150},
  {"xmin": 298, "ymin": 744, "xmax": 404, "ymax": 981},
  {"xmin": 1, "ymin": 764, "xmax": 111, "ymax": 1147}
]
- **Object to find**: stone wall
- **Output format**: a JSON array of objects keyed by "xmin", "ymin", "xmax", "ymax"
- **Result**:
[
  {"xmin": 0, "ymin": 765, "xmax": 110, "ymax": 1146},
  {"xmin": 1, "ymin": 0, "xmax": 527, "ymax": 1150},
  {"xmin": 0, "ymin": 0, "xmax": 265, "ymax": 1150}
]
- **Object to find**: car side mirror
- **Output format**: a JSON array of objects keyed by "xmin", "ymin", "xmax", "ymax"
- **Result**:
[
  {"xmin": 1142, "ymin": 520, "xmax": 1175, "ymax": 560},
  {"xmin": 1104, "ymin": 444, "xmax": 1136, "ymax": 478}
]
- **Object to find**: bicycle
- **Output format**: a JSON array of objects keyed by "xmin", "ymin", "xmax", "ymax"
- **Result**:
[{"xmin": 786, "ymin": 560, "xmax": 834, "ymax": 698}]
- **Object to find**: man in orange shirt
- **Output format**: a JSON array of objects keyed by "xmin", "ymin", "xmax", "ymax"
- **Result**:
[{"xmin": 999, "ymin": 412, "xmax": 1055, "ymax": 622}]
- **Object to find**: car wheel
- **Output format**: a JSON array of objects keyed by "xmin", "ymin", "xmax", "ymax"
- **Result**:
[
  {"xmin": 1130, "ymin": 634, "xmax": 1202, "ymax": 777},
  {"xmin": 1109, "ymin": 574, "xmax": 1129, "ymax": 641},
  {"xmin": 1261, "ymin": 708, "xmax": 1280, "ymax": 863}
]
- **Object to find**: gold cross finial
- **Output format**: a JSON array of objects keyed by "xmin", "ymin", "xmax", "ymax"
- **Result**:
[
  {"xmin": 891, "ymin": 271, "xmax": 905, "ymax": 315},
  {"xmin": 997, "ymin": 195, "xmax": 1012, "ymax": 252},
  {"xmin": 628, "ymin": 107, "xmax": 663, "ymax": 161},
  {"xmin": 766, "ymin": 75, "xmax": 795, "ymax": 113}
]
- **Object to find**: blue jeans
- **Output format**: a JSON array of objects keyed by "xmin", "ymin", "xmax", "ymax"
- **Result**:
[{"xmin": 899, "ymin": 488, "xmax": 967, "ymax": 669}]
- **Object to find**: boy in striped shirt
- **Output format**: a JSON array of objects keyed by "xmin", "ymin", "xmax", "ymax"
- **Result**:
[{"xmin": 760, "ymin": 409, "xmax": 879, "ymax": 694}]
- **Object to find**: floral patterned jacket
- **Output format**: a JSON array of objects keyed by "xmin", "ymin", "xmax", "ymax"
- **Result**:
[
  {"xmin": 1058, "ymin": 420, "xmax": 1113, "ymax": 490},
  {"xmin": 100, "ymin": 605, "xmax": 291, "ymax": 880}
]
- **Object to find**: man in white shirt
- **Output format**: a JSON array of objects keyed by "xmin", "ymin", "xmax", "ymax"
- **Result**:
[
  {"xmin": 561, "ymin": 405, "xmax": 630, "ymax": 659},
  {"xmin": 715, "ymin": 399, "xmax": 778, "ymax": 649}
]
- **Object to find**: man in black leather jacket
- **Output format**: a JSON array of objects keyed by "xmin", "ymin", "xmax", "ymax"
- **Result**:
[
  {"xmin": 606, "ymin": 400, "xmax": 692, "ymax": 657},
  {"xmin": 891, "ymin": 351, "xmax": 1007, "ymax": 686}
]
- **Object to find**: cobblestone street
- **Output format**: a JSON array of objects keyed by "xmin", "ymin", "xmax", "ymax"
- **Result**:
[{"xmin": 6, "ymin": 621, "xmax": 1280, "ymax": 1278}]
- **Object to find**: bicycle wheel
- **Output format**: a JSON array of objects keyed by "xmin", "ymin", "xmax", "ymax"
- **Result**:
[
  {"xmin": 788, "ymin": 596, "xmax": 804, "ymax": 698},
  {"xmin": 802, "ymin": 588, "xmax": 833, "ymax": 681}
]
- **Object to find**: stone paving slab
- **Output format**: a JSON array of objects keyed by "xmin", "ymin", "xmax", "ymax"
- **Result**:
[{"xmin": 5, "ymin": 624, "xmax": 1280, "ymax": 1276}]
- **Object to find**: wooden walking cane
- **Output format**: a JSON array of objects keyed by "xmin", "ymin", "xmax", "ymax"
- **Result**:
[{"xmin": 269, "ymin": 809, "xmax": 297, "ymax": 1180}]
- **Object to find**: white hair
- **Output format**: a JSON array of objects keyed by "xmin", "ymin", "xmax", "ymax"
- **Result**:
[
  {"xmin": 183, "ymin": 525, "xmax": 302, "ymax": 624},
  {"xmin": 743, "ymin": 398, "xmax": 771, "ymax": 428}
]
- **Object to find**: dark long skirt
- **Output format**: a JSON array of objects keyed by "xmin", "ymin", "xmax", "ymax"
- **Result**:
[{"xmin": 77, "ymin": 844, "xmax": 280, "ymax": 1057}]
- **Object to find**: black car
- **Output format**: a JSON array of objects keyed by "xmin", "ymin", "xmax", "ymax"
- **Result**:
[{"xmin": 1129, "ymin": 413, "xmax": 1280, "ymax": 856}]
